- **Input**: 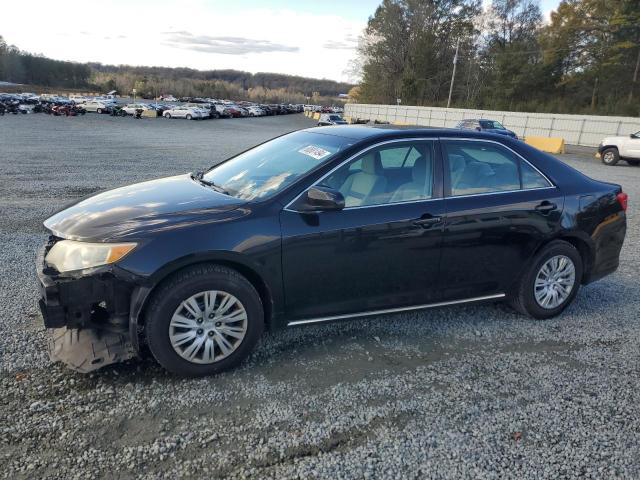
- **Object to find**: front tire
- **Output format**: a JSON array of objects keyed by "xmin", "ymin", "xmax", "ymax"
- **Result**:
[
  {"xmin": 601, "ymin": 148, "xmax": 619, "ymax": 166},
  {"xmin": 509, "ymin": 240, "xmax": 582, "ymax": 319},
  {"xmin": 145, "ymin": 264, "xmax": 264, "ymax": 376},
  {"xmin": 186, "ymin": 114, "xmax": 192, "ymax": 120},
  {"xmin": 97, "ymin": 108, "xmax": 103, "ymax": 114}
]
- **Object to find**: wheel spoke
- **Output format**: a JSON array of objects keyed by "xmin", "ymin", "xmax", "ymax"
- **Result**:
[
  {"xmin": 171, "ymin": 330, "xmax": 197, "ymax": 347},
  {"xmin": 204, "ymin": 291, "xmax": 217, "ymax": 315},
  {"xmin": 183, "ymin": 335, "xmax": 206, "ymax": 361},
  {"xmin": 170, "ymin": 314, "xmax": 199, "ymax": 329},
  {"xmin": 218, "ymin": 325, "xmax": 245, "ymax": 339},
  {"xmin": 183, "ymin": 298, "xmax": 202, "ymax": 318},
  {"xmin": 214, "ymin": 334, "xmax": 233, "ymax": 357},
  {"xmin": 203, "ymin": 338, "xmax": 215, "ymax": 362},
  {"xmin": 216, "ymin": 294, "xmax": 236, "ymax": 315},
  {"xmin": 219, "ymin": 309, "xmax": 247, "ymax": 323}
]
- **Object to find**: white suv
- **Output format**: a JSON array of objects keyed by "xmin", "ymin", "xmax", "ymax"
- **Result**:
[{"xmin": 598, "ymin": 131, "xmax": 640, "ymax": 166}]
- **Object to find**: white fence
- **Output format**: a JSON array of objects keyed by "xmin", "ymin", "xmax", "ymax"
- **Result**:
[{"xmin": 344, "ymin": 104, "xmax": 640, "ymax": 147}]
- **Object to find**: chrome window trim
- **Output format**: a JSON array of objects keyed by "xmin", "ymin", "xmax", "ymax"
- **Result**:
[
  {"xmin": 444, "ymin": 186, "xmax": 557, "ymax": 200},
  {"xmin": 283, "ymin": 137, "xmax": 439, "ymax": 213},
  {"xmin": 283, "ymin": 136, "xmax": 557, "ymax": 213},
  {"xmin": 287, "ymin": 293, "xmax": 506, "ymax": 326},
  {"xmin": 439, "ymin": 137, "xmax": 556, "ymax": 196}
]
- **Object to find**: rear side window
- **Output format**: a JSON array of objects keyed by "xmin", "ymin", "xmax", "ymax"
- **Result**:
[
  {"xmin": 443, "ymin": 140, "xmax": 551, "ymax": 196},
  {"xmin": 521, "ymin": 161, "xmax": 551, "ymax": 189}
]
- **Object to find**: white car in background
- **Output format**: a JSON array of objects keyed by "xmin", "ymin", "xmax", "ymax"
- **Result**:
[
  {"xmin": 122, "ymin": 103, "xmax": 152, "ymax": 115},
  {"xmin": 246, "ymin": 106, "xmax": 265, "ymax": 116},
  {"xmin": 598, "ymin": 131, "xmax": 640, "ymax": 166},
  {"xmin": 69, "ymin": 95, "xmax": 89, "ymax": 104},
  {"xmin": 163, "ymin": 106, "xmax": 203, "ymax": 120},
  {"xmin": 83, "ymin": 100, "xmax": 113, "ymax": 114}
]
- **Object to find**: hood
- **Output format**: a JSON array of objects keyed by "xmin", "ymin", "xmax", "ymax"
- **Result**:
[
  {"xmin": 486, "ymin": 128, "xmax": 516, "ymax": 137},
  {"xmin": 601, "ymin": 136, "xmax": 627, "ymax": 144},
  {"xmin": 44, "ymin": 174, "xmax": 247, "ymax": 242}
]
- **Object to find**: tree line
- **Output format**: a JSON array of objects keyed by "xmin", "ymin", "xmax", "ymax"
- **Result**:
[
  {"xmin": 0, "ymin": 35, "xmax": 351, "ymax": 103},
  {"xmin": 0, "ymin": 36, "xmax": 91, "ymax": 88},
  {"xmin": 354, "ymin": 0, "xmax": 640, "ymax": 116}
]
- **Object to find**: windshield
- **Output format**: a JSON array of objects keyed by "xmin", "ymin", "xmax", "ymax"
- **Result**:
[
  {"xmin": 479, "ymin": 120, "xmax": 505, "ymax": 130},
  {"xmin": 203, "ymin": 131, "xmax": 354, "ymax": 200},
  {"xmin": 329, "ymin": 115, "xmax": 342, "ymax": 121}
]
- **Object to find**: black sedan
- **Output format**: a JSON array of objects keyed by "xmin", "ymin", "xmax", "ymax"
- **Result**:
[{"xmin": 37, "ymin": 126, "xmax": 627, "ymax": 376}]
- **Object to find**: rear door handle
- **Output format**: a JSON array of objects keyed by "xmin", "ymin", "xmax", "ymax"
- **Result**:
[
  {"xmin": 535, "ymin": 201, "xmax": 557, "ymax": 213},
  {"xmin": 413, "ymin": 215, "xmax": 442, "ymax": 228}
]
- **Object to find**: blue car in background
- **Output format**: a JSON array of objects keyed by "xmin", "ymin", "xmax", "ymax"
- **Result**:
[{"xmin": 455, "ymin": 119, "xmax": 518, "ymax": 139}]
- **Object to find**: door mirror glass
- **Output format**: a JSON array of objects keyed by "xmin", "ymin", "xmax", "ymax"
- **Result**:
[{"xmin": 301, "ymin": 186, "xmax": 345, "ymax": 211}]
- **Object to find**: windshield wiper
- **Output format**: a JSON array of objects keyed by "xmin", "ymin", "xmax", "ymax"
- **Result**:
[{"xmin": 191, "ymin": 171, "xmax": 231, "ymax": 195}]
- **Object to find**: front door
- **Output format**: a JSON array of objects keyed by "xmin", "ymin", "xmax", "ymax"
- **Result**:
[{"xmin": 280, "ymin": 139, "xmax": 445, "ymax": 321}]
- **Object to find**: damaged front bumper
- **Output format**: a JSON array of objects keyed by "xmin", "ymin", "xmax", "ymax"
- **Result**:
[{"xmin": 37, "ymin": 239, "xmax": 145, "ymax": 372}]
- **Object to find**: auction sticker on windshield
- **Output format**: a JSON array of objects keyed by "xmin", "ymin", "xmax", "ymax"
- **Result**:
[{"xmin": 298, "ymin": 145, "xmax": 332, "ymax": 160}]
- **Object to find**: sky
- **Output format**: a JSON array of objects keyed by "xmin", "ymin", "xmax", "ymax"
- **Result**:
[{"xmin": 2, "ymin": 0, "xmax": 561, "ymax": 83}]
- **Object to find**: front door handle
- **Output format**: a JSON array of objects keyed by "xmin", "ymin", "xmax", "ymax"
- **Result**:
[
  {"xmin": 535, "ymin": 201, "xmax": 557, "ymax": 214},
  {"xmin": 413, "ymin": 215, "xmax": 442, "ymax": 228}
]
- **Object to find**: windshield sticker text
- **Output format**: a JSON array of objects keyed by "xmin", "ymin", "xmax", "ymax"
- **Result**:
[{"xmin": 298, "ymin": 145, "xmax": 332, "ymax": 160}]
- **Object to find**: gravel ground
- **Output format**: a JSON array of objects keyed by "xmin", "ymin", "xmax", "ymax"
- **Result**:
[{"xmin": 1, "ymin": 113, "xmax": 639, "ymax": 479}]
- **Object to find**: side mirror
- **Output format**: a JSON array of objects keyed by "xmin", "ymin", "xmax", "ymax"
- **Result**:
[{"xmin": 299, "ymin": 186, "xmax": 345, "ymax": 212}]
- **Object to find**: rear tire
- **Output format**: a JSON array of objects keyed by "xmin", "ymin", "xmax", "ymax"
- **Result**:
[
  {"xmin": 97, "ymin": 108, "xmax": 103, "ymax": 114},
  {"xmin": 145, "ymin": 264, "xmax": 264, "ymax": 376},
  {"xmin": 508, "ymin": 240, "xmax": 582, "ymax": 319},
  {"xmin": 601, "ymin": 148, "xmax": 619, "ymax": 166},
  {"xmin": 186, "ymin": 114, "xmax": 192, "ymax": 120}
]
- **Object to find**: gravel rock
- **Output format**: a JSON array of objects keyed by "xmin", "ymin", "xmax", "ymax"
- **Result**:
[{"xmin": 1, "ymin": 114, "xmax": 639, "ymax": 478}]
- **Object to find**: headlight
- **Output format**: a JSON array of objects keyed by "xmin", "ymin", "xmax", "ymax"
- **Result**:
[{"xmin": 45, "ymin": 240, "xmax": 137, "ymax": 273}]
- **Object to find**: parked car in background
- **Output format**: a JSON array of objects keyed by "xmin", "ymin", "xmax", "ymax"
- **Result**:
[
  {"xmin": 318, "ymin": 113, "xmax": 348, "ymax": 126},
  {"xmin": 122, "ymin": 103, "xmax": 152, "ymax": 115},
  {"xmin": 37, "ymin": 126, "xmax": 627, "ymax": 376},
  {"xmin": 246, "ymin": 106, "xmax": 265, "ymax": 116},
  {"xmin": 598, "ymin": 131, "xmax": 640, "ymax": 166},
  {"xmin": 163, "ymin": 106, "xmax": 203, "ymax": 120},
  {"xmin": 83, "ymin": 101, "xmax": 113, "ymax": 114},
  {"xmin": 184, "ymin": 103, "xmax": 216, "ymax": 118},
  {"xmin": 455, "ymin": 119, "xmax": 518, "ymax": 139}
]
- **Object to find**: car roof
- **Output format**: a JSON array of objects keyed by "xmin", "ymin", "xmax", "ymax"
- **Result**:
[{"xmin": 302, "ymin": 125, "xmax": 508, "ymax": 141}]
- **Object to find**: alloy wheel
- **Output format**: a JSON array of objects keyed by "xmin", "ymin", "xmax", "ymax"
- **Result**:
[
  {"xmin": 534, "ymin": 255, "xmax": 576, "ymax": 309},
  {"xmin": 169, "ymin": 290, "xmax": 248, "ymax": 364}
]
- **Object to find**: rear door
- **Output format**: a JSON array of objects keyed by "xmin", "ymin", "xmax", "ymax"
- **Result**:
[{"xmin": 439, "ymin": 138, "xmax": 564, "ymax": 301}]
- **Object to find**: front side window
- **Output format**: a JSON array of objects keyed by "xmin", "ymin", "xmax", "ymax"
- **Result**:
[
  {"xmin": 320, "ymin": 141, "xmax": 435, "ymax": 208},
  {"xmin": 203, "ymin": 131, "xmax": 353, "ymax": 201},
  {"xmin": 444, "ymin": 140, "xmax": 551, "ymax": 196}
]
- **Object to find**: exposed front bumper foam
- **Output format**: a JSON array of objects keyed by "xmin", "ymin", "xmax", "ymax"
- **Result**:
[{"xmin": 49, "ymin": 327, "xmax": 136, "ymax": 373}]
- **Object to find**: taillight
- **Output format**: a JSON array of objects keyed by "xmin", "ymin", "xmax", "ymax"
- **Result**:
[{"xmin": 617, "ymin": 192, "xmax": 628, "ymax": 211}]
